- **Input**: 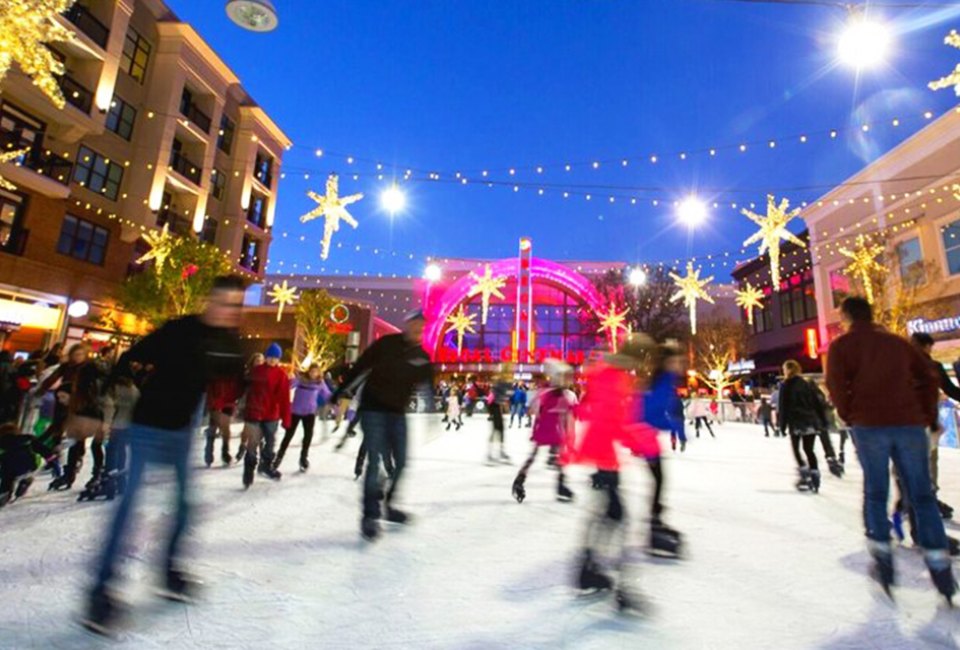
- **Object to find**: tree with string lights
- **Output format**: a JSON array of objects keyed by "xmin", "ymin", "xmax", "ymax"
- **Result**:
[
  {"xmin": 691, "ymin": 316, "xmax": 750, "ymax": 397},
  {"xmin": 588, "ymin": 267, "xmax": 689, "ymax": 343},
  {"xmin": 294, "ymin": 290, "xmax": 348, "ymax": 371}
]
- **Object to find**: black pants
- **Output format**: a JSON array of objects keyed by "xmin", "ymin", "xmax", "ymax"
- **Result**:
[
  {"xmin": 278, "ymin": 414, "xmax": 316, "ymax": 463},
  {"xmin": 790, "ymin": 434, "xmax": 819, "ymax": 470},
  {"xmin": 694, "ymin": 417, "xmax": 714, "ymax": 438},
  {"xmin": 818, "ymin": 430, "xmax": 837, "ymax": 460},
  {"xmin": 489, "ymin": 406, "xmax": 505, "ymax": 446},
  {"xmin": 583, "ymin": 470, "xmax": 628, "ymax": 580},
  {"xmin": 647, "ymin": 458, "xmax": 664, "ymax": 520},
  {"xmin": 762, "ymin": 419, "xmax": 773, "ymax": 436}
]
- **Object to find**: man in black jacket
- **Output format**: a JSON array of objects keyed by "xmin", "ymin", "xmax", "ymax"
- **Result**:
[
  {"xmin": 82, "ymin": 276, "xmax": 246, "ymax": 636},
  {"xmin": 334, "ymin": 311, "xmax": 433, "ymax": 541}
]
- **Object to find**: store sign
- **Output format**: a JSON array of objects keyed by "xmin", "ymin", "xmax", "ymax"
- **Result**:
[
  {"xmin": 727, "ymin": 359, "xmax": 755, "ymax": 374},
  {"xmin": 0, "ymin": 298, "xmax": 61, "ymax": 330},
  {"xmin": 907, "ymin": 316, "xmax": 960, "ymax": 335},
  {"xmin": 436, "ymin": 346, "xmax": 586, "ymax": 366}
]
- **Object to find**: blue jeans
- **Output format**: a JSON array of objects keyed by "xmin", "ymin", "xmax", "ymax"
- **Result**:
[
  {"xmin": 244, "ymin": 420, "xmax": 279, "ymax": 469},
  {"xmin": 852, "ymin": 425, "xmax": 947, "ymax": 551},
  {"xmin": 360, "ymin": 411, "xmax": 407, "ymax": 519},
  {"xmin": 93, "ymin": 423, "xmax": 193, "ymax": 590}
]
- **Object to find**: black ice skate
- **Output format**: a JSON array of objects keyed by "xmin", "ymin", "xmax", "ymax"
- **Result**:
[
  {"xmin": 649, "ymin": 520, "xmax": 683, "ymax": 558},
  {"xmin": 299, "ymin": 457, "xmax": 310, "ymax": 472},
  {"xmin": 361, "ymin": 516, "xmax": 381, "ymax": 541},
  {"xmin": 242, "ymin": 459, "xmax": 255, "ymax": 489},
  {"xmin": 795, "ymin": 468, "xmax": 812, "ymax": 492},
  {"xmin": 577, "ymin": 550, "xmax": 613, "ymax": 593},
  {"xmin": 556, "ymin": 475, "xmax": 574, "ymax": 503},
  {"xmin": 258, "ymin": 464, "xmax": 282, "ymax": 481},
  {"xmin": 77, "ymin": 475, "xmax": 117, "ymax": 502},
  {"xmin": 512, "ymin": 473, "xmax": 526, "ymax": 503},
  {"xmin": 938, "ymin": 500, "xmax": 954, "ymax": 520},
  {"xmin": 80, "ymin": 587, "xmax": 121, "ymax": 638},
  {"xmin": 809, "ymin": 469, "xmax": 821, "ymax": 494},
  {"xmin": 869, "ymin": 545, "xmax": 895, "ymax": 598},
  {"xmin": 385, "ymin": 507, "xmax": 410, "ymax": 525},
  {"xmin": 48, "ymin": 474, "xmax": 73, "ymax": 491},
  {"xmin": 157, "ymin": 570, "xmax": 203, "ymax": 603},
  {"xmin": 926, "ymin": 551, "xmax": 957, "ymax": 605},
  {"xmin": 615, "ymin": 589, "xmax": 645, "ymax": 616},
  {"xmin": 827, "ymin": 458, "xmax": 844, "ymax": 479}
]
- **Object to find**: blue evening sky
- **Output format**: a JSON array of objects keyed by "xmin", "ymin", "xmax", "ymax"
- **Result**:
[{"xmin": 168, "ymin": 0, "xmax": 960, "ymax": 279}]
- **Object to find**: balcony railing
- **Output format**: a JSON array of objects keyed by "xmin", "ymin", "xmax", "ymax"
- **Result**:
[
  {"xmin": 63, "ymin": 4, "xmax": 109, "ymax": 49},
  {"xmin": 0, "ymin": 131, "xmax": 73, "ymax": 186},
  {"xmin": 180, "ymin": 102, "xmax": 212, "ymax": 134},
  {"xmin": 169, "ymin": 150, "xmax": 202, "ymax": 185},
  {"xmin": 156, "ymin": 209, "xmax": 192, "ymax": 235},
  {"xmin": 57, "ymin": 74, "xmax": 93, "ymax": 114}
]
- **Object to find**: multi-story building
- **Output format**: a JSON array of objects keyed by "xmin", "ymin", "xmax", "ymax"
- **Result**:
[
  {"xmin": 0, "ymin": 0, "xmax": 290, "ymax": 354},
  {"xmin": 804, "ymin": 109, "xmax": 960, "ymax": 364},
  {"xmin": 731, "ymin": 231, "xmax": 821, "ymax": 381}
]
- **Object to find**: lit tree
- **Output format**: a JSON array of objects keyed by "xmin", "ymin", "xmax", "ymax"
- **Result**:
[
  {"xmin": 294, "ymin": 290, "xmax": 347, "ymax": 371},
  {"xmin": 588, "ymin": 267, "xmax": 689, "ymax": 343},
  {"xmin": 691, "ymin": 316, "xmax": 749, "ymax": 396}
]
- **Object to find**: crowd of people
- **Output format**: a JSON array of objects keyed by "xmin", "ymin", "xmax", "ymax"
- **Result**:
[{"xmin": 1, "ymin": 284, "xmax": 959, "ymax": 633}]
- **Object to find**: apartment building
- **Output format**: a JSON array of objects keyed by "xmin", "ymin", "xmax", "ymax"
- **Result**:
[
  {"xmin": 0, "ymin": 0, "xmax": 291, "ymax": 354},
  {"xmin": 804, "ymin": 108, "xmax": 960, "ymax": 363}
]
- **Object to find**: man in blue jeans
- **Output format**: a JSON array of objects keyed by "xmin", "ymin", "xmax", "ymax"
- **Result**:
[
  {"xmin": 82, "ymin": 276, "xmax": 245, "ymax": 635},
  {"xmin": 826, "ymin": 296, "xmax": 956, "ymax": 602},
  {"xmin": 334, "ymin": 311, "xmax": 433, "ymax": 541}
]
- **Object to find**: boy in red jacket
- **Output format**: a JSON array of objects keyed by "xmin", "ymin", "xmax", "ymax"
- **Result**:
[{"xmin": 242, "ymin": 343, "xmax": 291, "ymax": 487}]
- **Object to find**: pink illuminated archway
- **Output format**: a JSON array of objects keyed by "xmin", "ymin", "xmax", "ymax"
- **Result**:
[{"xmin": 422, "ymin": 257, "xmax": 608, "ymax": 356}]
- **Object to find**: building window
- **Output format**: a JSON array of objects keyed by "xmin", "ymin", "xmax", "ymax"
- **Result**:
[
  {"xmin": 753, "ymin": 289, "xmax": 774, "ymax": 334},
  {"xmin": 0, "ymin": 190, "xmax": 26, "ymax": 252},
  {"xmin": 895, "ymin": 236, "xmax": 925, "ymax": 286},
  {"xmin": 120, "ymin": 28, "xmax": 151, "ymax": 84},
  {"xmin": 942, "ymin": 219, "xmax": 960, "ymax": 275},
  {"xmin": 210, "ymin": 168, "xmax": 226, "ymax": 200},
  {"xmin": 247, "ymin": 194, "xmax": 267, "ymax": 228},
  {"xmin": 779, "ymin": 270, "xmax": 816, "ymax": 326},
  {"xmin": 217, "ymin": 115, "xmax": 235, "ymax": 154},
  {"xmin": 240, "ymin": 234, "xmax": 261, "ymax": 272},
  {"xmin": 201, "ymin": 217, "xmax": 218, "ymax": 244},
  {"xmin": 73, "ymin": 145, "xmax": 123, "ymax": 200},
  {"xmin": 56, "ymin": 214, "xmax": 108, "ymax": 265},
  {"xmin": 253, "ymin": 150, "xmax": 273, "ymax": 186},
  {"xmin": 104, "ymin": 95, "xmax": 136, "ymax": 140}
]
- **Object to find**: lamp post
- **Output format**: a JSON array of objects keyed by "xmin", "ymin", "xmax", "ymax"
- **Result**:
[{"xmin": 226, "ymin": 0, "xmax": 279, "ymax": 32}]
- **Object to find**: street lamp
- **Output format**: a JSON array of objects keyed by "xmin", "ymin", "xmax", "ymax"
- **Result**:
[
  {"xmin": 424, "ymin": 263, "xmax": 442, "ymax": 283},
  {"xmin": 677, "ymin": 196, "xmax": 708, "ymax": 228},
  {"xmin": 226, "ymin": 0, "xmax": 279, "ymax": 32},
  {"xmin": 837, "ymin": 12, "xmax": 890, "ymax": 70},
  {"xmin": 628, "ymin": 267, "xmax": 647, "ymax": 287},
  {"xmin": 380, "ymin": 184, "xmax": 407, "ymax": 215}
]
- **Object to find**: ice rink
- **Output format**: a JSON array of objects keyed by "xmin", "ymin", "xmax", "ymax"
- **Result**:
[{"xmin": 3, "ymin": 415, "xmax": 960, "ymax": 649}]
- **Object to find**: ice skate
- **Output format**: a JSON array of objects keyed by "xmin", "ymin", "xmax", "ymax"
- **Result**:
[
  {"xmin": 80, "ymin": 587, "xmax": 121, "ymax": 638},
  {"xmin": 556, "ymin": 475, "xmax": 574, "ymax": 502},
  {"xmin": 615, "ymin": 589, "xmax": 645, "ymax": 616},
  {"xmin": 827, "ymin": 457, "xmax": 844, "ymax": 478},
  {"xmin": 258, "ymin": 465, "xmax": 282, "ymax": 481},
  {"xmin": 512, "ymin": 473, "xmax": 526, "ymax": 503},
  {"xmin": 809, "ymin": 469, "xmax": 821, "ymax": 494},
  {"xmin": 221, "ymin": 447, "xmax": 232, "ymax": 466},
  {"xmin": 649, "ymin": 520, "xmax": 683, "ymax": 558},
  {"xmin": 157, "ymin": 570, "xmax": 203, "ymax": 604},
  {"xmin": 299, "ymin": 457, "xmax": 310, "ymax": 472},
  {"xmin": 869, "ymin": 544, "xmax": 895, "ymax": 599},
  {"xmin": 384, "ymin": 507, "xmax": 410, "ymax": 525},
  {"xmin": 48, "ymin": 474, "xmax": 73, "ymax": 491},
  {"xmin": 938, "ymin": 500, "xmax": 954, "ymax": 520},
  {"xmin": 795, "ymin": 468, "xmax": 812, "ymax": 492},
  {"xmin": 498, "ymin": 449, "xmax": 512, "ymax": 464},
  {"xmin": 235, "ymin": 445, "xmax": 246, "ymax": 463},
  {"xmin": 242, "ymin": 459, "xmax": 254, "ymax": 489},
  {"xmin": 361, "ymin": 516, "xmax": 381, "ymax": 541},
  {"xmin": 577, "ymin": 550, "xmax": 613, "ymax": 593}
]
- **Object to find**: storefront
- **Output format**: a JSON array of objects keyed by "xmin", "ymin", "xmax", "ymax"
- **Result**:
[{"xmin": 0, "ymin": 288, "xmax": 65, "ymax": 357}]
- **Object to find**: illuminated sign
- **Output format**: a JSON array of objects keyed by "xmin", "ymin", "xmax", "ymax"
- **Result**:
[
  {"xmin": 907, "ymin": 316, "xmax": 960, "ymax": 335},
  {"xmin": 805, "ymin": 327, "xmax": 819, "ymax": 359},
  {"xmin": 436, "ymin": 346, "xmax": 585, "ymax": 366},
  {"xmin": 0, "ymin": 299, "xmax": 61, "ymax": 330},
  {"xmin": 727, "ymin": 359, "xmax": 756, "ymax": 374}
]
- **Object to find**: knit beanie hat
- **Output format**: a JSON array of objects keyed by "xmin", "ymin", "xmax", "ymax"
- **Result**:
[{"xmin": 265, "ymin": 343, "xmax": 282, "ymax": 360}]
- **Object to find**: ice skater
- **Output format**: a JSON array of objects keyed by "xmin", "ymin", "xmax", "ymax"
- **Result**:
[
  {"xmin": 511, "ymin": 360, "xmax": 576, "ymax": 504},
  {"xmin": 445, "ymin": 387, "xmax": 462, "ymax": 430},
  {"xmin": 241, "ymin": 343, "xmax": 290, "ymax": 487},
  {"xmin": 487, "ymin": 373, "xmax": 511, "ymax": 464},
  {"xmin": 234, "ymin": 353, "xmax": 264, "ymax": 463},
  {"xmin": 758, "ymin": 397, "xmax": 774, "ymax": 437},
  {"xmin": 778, "ymin": 360, "xmax": 828, "ymax": 493},
  {"xmin": 275, "ymin": 363, "xmax": 325, "ymax": 472},
  {"xmin": 690, "ymin": 398, "xmax": 715, "ymax": 439}
]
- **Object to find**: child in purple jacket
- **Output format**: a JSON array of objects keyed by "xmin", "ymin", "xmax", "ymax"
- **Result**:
[{"xmin": 275, "ymin": 364, "xmax": 325, "ymax": 472}]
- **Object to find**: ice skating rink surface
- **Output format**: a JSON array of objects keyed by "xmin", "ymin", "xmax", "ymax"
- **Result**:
[{"xmin": 3, "ymin": 416, "xmax": 960, "ymax": 649}]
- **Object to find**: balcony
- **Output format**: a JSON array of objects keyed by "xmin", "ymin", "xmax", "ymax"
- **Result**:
[
  {"xmin": 63, "ymin": 4, "xmax": 109, "ymax": 49},
  {"xmin": 0, "ymin": 131, "xmax": 73, "ymax": 186},
  {"xmin": 180, "ymin": 102, "xmax": 212, "ymax": 134},
  {"xmin": 156, "ymin": 208, "xmax": 192, "ymax": 235},
  {"xmin": 57, "ymin": 74, "xmax": 93, "ymax": 114},
  {"xmin": 169, "ymin": 150, "xmax": 202, "ymax": 185}
]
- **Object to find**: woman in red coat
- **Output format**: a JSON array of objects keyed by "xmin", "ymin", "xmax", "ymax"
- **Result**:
[{"xmin": 241, "ymin": 343, "xmax": 291, "ymax": 488}]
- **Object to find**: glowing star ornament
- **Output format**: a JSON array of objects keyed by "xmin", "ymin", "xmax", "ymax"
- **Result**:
[
  {"xmin": 597, "ymin": 304, "xmax": 630, "ymax": 353},
  {"xmin": 136, "ymin": 223, "xmax": 175, "ymax": 272},
  {"xmin": 735, "ymin": 282, "xmax": 765, "ymax": 326},
  {"xmin": 839, "ymin": 234, "xmax": 886, "ymax": 304},
  {"xmin": 267, "ymin": 280, "xmax": 298, "ymax": 322},
  {"xmin": 742, "ymin": 195, "xmax": 806, "ymax": 290},
  {"xmin": 0, "ymin": 148, "xmax": 29, "ymax": 190},
  {"xmin": 445, "ymin": 305, "xmax": 477, "ymax": 355},
  {"xmin": 299, "ymin": 173, "xmax": 363, "ymax": 260},
  {"xmin": 670, "ymin": 262, "xmax": 715, "ymax": 335},
  {"xmin": 930, "ymin": 30, "xmax": 960, "ymax": 95},
  {"xmin": 467, "ymin": 264, "xmax": 507, "ymax": 325},
  {"xmin": 0, "ymin": 0, "xmax": 76, "ymax": 109}
]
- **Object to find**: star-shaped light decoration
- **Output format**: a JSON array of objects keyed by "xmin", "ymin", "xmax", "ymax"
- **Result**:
[
  {"xmin": 299, "ymin": 173, "xmax": 363, "ymax": 260},
  {"xmin": 670, "ymin": 262, "xmax": 715, "ymax": 335},
  {"xmin": 839, "ymin": 234, "xmax": 886, "ymax": 304},
  {"xmin": 597, "ymin": 304, "xmax": 630, "ymax": 353},
  {"xmin": 0, "ymin": 148, "xmax": 29, "ymax": 191},
  {"xmin": 445, "ymin": 305, "xmax": 477, "ymax": 355},
  {"xmin": 734, "ymin": 282, "xmax": 765, "ymax": 326},
  {"xmin": 0, "ymin": 1, "xmax": 76, "ymax": 109},
  {"xmin": 742, "ymin": 195, "xmax": 806, "ymax": 290},
  {"xmin": 467, "ymin": 264, "xmax": 507, "ymax": 325},
  {"xmin": 930, "ymin": 30, "xmax": 960, "ymax": 95},
  {"xmin": 267, "ymin": 280, "xmax": 299, "ymax": 322},
  {"xmin": 136, "ymin": 223, "xmax": 175, "ymax": 272}
]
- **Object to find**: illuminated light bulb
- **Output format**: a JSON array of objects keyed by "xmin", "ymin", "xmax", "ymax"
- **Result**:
[
  {"xmin": 677, "ymin": 196, "xmax": 708, "ymax": 227},
  {"xmin": 739, "ymin": 144, "xmax": 747, "ymax": 152},
  {"xmin": 628, "ymin": 268, "xmax": 647, "ymax": 287},
  {"xmin": 423, "ymin": 263, "xmax": 442, "ymax": 283},
  {"xmin": 837, "ymin": 15, "xmax": 891, "ymax": 69},
  {"xmin": 650, "ymin": 155, "xmax": 658, "ymax": 163},
  {"xmin": 315, "ymin": 149, "xmax": 323, "ymax": 157},
  {"xmin": 379, "ymin": 184, "xmax": 406, "ymax": 215}
]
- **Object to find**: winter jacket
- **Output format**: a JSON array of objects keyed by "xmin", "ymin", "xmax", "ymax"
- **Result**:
[
  {"xmin": 826, "ymin": 322, "xmax": 938, "ymax": 428},
  {"xmin": 531, "ymin": 387, "xmax": 577, "ymax": 449},
  {"xmin": 207, "ymin": 376, "xmax": 243, "ymax": 413},
  {"xmin": 644, "ymin": 371, "xmax": 684, "ymax": 438},
  {"xmin": 291, "ymin": 377, "xmax": 324, "ymax": 416},
  {"xmin": 39, "ymin": 360, "xmax": 104, "ymax": 421},
  {"xmin": 244, "ymin": 364, "xmax": 292, "ymax": 428},
  {"xmin": 573, "ymin": 361, "xmax": 655, "ymax": 470},
  {"xmin": 336, "ymin": 333, "xmax": 433, "ymax": 414},
  {"xmin": 777, "ymin": 376, "xmax": 827, "ymax": 435}
]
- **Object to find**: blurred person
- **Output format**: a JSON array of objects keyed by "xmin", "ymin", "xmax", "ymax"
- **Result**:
[
  {"xmin": 826, "ymin": 297, "xmax": 955, "ymax": 603},
  {"xmin": 43, "ymin": 342, "xmax": 64, "ymax": 368},
  {"xmin": 778, "ymin": 360, "xmax": 828, "ymax": 494},
  {"xmin": 511, "ymin": 360, "xmax": 576, "ymax": 504},
  {"xmin": 445, "ymin": 386, "xmax": 462, "ymax": 431},
  {"xmin": 333, "ymin": 310, "xmax": 433, "ymax": 541},
  {"xmin": 204, "ymin": 371, "xmax": 243, "ymax": 468},
  {"xmin": 275, "ymin": 363, "xmax": 325, "ymax": 472},
  {"xmin": 509, "ymin": 382, "xmax": 527, "ymax": 428},
  {"xmin": 487, "ymin": 372, "xmax": 512, "ymax": 464},
  {"xmin": 81, "ymin": 276, "xmax": 246, "ymax": 636},
  {"xmin": 241, "ymin": 343, "xmax": 290, "ymax": 487},
  {"xmin": 234, "ymin": 352, "xmax": 264, "ymax": 463},
  {"xmin": 690, "ymin": 398, "xmax": 715, "ymax": 438},
  {"xmin": 0, "ymin": 423, "xmax": 51, "ymax": 507}
]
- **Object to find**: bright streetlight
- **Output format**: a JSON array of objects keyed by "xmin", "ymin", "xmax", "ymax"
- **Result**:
[
  {"xmin": 677, "ymin": 196, "xmax": 708, "ymax": 227},
  {"xmin": 380, "ymin": 184, "xmax": 407, "ymax": 215},
  {"xmin": 837, "ymin": 15, "xmax": 891, "ymax": 70},
  {"xmin": 628, "ymin": 267, "xmax": 647, "ymax": 287},
  {"xmin": 424, "ymin": 263, "xmax": 442, "ymax": 283}
]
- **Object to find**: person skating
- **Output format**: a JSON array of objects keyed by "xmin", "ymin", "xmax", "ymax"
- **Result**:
[
  {"xmin": 241, "ymin": 343, "xmax": 291, "ymax": 487},
  {"xmin": 512, "ymin": 360, "xmax": 576, "ymax": 504},
  {"xmin": 234, "ymin": 353, "xmax": 264, "ymax": 463},
  {"xmin": 82, "ymin": 276, "xmax": 246, "ymax": 636},
  {"xmin": 758, "ymin": 397, "xmax": 774, "ymax": 438},
  {"xmin": 690, "ymin": 398, "xmax": 715, "ymax": 438},
  {"xmin": 204, "ymin": 372, "xmax": 242, "ymax": 467},
  {"xmin": 826, "ymin": 297, "xmax": 956, "ymax": 603},
  {"xmin": 445, "ymin": 387, "xmax": 462, "ymax": 430},
  {"xmin": 778, "ymin": 360, "xmax": 828, "ymax": 494},
  {"xmin": 275, "ymin": 363, "xmax": 325, "ymax": 472},
  {"xmin": 487, "ymin": 373, "xmax": 512, "ymax": 464},
  {"xmin": 509, "ymin": 383, "xmax": 527, "ymax": 428},
  {"xmin": 333, "ymin": 386, "xmax": 363, "ymax": 450},
  {"xmin": 572, "ymin": 334, "xmax": 657, "ymax": 613},
  {"xmin": 332, "ymin": 311, "xmax": 433, "ymax": 542}
]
